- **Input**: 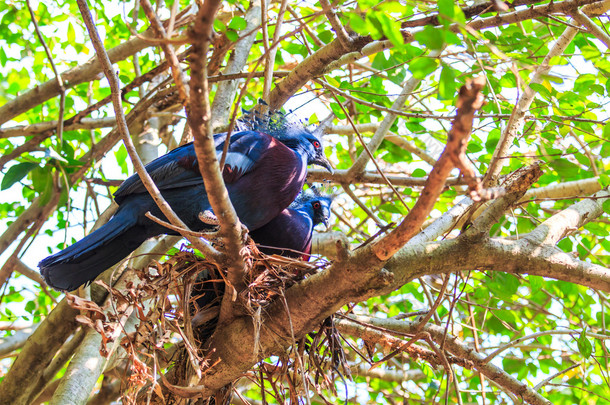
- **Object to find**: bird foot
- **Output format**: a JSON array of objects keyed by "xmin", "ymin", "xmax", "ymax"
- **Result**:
[{"xmin": 199, "ymin": 210, "xmax": 220, "ymax": 226}]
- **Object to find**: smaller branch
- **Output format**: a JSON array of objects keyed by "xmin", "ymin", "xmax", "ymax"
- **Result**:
[
  {"xmin": 76, "ymin": 0, "xmax": 221, "ymax": 262},
  {"xmin": 269, "ymin": 35, "xmax": 372, "ymax": 109},
  {"xmin": 139, "ymin": 0, "xmax": 188, "ymax": 103},
  {"xmin": 0, "ymin": 117, "xmax": 118, "ymax": 139},
  {"xmin": 328, "ymin": 91, "xmax": 409, "ymax": 209},
  {"xmin": 385, "ymin": 133, "xmax": 436, "ymax": 166},
  {"xmin": 400, "ymin": 0, "xmax": 544, "ymax": 28},
  {"xmin": 348, "ymin": 59, "xmax": 438, "ymax": 175},
  {"xmin": 326, "ymin": 124, "xmax": 437, "ymax": 165},
  {"xmin": 526, "ymin": 189, "xmax": 610, "ymax": 246},
  {"xmin": 13, "ymin": 257, "xmax": 46, "ymax": 285},
  {"xmin": 533, "ymin": 363, "xmax": 581, "ymax": 391},
  {"xmin": 262, "ymin": 0, "xmax": 288, "ymax": 100},
  {"xmin": 483, "ymin": 330, "xmax": 610, "ymax": 365},
  {"xmin": 351, "ymin": 363, "xmax": 425, "ymax": 382},
  {"xmin": 0, "ymin": 132, "xmax": 49, "ymax": 171},
  {"xmin": 307, "ymin": 168, "xmax": 472, "ymax": 186},
  {"xmin": 342, "ymin": 316, "xmax": 552, "ymax": 405},
  {"xmin": 412, "ymin": 275, "xmax": 450, "ymax": 334},
  {"xmin": 521, "ymin": 177, "xmax": 602, "ymax": 202},
  {"xmin": 319, "ymin": 0, "xmax": 352, "ymax": 50},
  {"xmin": 210, "ymin": 0, "xmax": 262, "ymax": 132},
  {"xmin": 571, "ymin": 9, "xmax": 610, "ymax": 47},
  {"xmin": 317, "ymin": 79, "xmax": 442, "ymax": 121},
  {"xmin": 465, "ymin": 162, "xmax": 543, "ymax": 237},
  {"xmin": 570, "ymin": 130, "xmax": 599, "ymax": 176},
  {"xmin": 342, "ymin": 183, "xmax": 384, "ymax": 226},
  {"xmin": 187, "ymin": 0, "xmax": 245, "ymax": 324},
  {"xmin": 0, "ymin": 324, "xmax": 39, "ymax": 356},
  {"xmin": 25, "ymin": 0, "xmax": 66, "ymax": 141},
  {"xmin": 372, "ymin": 76, "xmax": 487, "ymax": 261}
]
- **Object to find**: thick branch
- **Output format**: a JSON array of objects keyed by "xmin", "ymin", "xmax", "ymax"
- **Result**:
[
  {"xmin": 482, "ymin": 238, "xmax": 610, "ymax": 292},
  {"xmin": 525, "ymin": 189, "xmax": 609, "ymax": 245}
]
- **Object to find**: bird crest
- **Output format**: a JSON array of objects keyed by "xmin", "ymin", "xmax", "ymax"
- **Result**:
[
  {"xmin": 236, "ymin": 101, "xmax": 316, "ymax": 140},
  {"xmin": 291, "ymin": 183, "xmax": 334, "ymax": 208}
]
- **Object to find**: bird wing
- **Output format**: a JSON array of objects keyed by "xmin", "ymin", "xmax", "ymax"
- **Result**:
[{"xmin": 113, "ymin": 131, "xmax": 271, "ymax": 202}]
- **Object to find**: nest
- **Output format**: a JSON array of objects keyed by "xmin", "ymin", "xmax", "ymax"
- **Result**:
[{"xmin": 70, "ymin": 241, "xmax": 351, "ymax": 404}]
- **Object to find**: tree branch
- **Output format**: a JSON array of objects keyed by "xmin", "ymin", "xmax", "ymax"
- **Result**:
[
  {"xmin": 307, "ymin": 168, "xmax": 471, "ymax": 186},
  {"xmin": 268, "ymin": 35, "xmax": 372, "ymax": 109},
  {"xmin": 483, "ymin": 0, "xmax": 610, "ymax": 185},
  {"xmin": 0, "ymin": 32, "xmax": 152, "ymax": 126},
  {"xmin": 348, "ymin": 51, "xmax": 440, "ymax": 175},
  {"xmin": 187, "ymin": 0, "xmax": 245, "ymax": 325},
  {"xmin": 210, "ymin": 0, "xmax": 262, "ymax": 132},
  {"xmin": 77, "ymin": 0, "xmax": 221, "ymax": 262},
  {"xmin": 525, "ymin": 189, "xmax": 609, "ymax": 246},
  {"xmin": 372, "ymin": 76, "xmax": 487, "ymax": 261},
  {"xmin": 339, "ymin": 316, "xmax": 552, "ymax": 405}
]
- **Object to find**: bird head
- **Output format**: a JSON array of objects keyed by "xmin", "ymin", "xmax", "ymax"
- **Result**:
[
  {"xmin": 311, "ymin": 196, "xmax": 332, "ymax": 228},
  {"xmin": 292, "ymin": 186, "xmax": 333, "ymax": 228},
  {"xmin": 237, "ymin": 107, "xmax": 334, "ymax": 173},
  {"xmin": 300, "ymin": 132, "xmax": 333, "ymax": 174}
]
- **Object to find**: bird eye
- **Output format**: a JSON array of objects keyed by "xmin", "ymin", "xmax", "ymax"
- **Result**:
[
  {"xmin": 313, "ymin": 202, "xmax": 321, "ymax": 209},
  {"xmin": 313, "ymin": 141, "xmax": 321, "ymax": 148}
]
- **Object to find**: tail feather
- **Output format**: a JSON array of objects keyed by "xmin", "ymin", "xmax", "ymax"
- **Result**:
[{"xmin": 39, "ymin": 213, "xmax": 149, "ymax": 292}]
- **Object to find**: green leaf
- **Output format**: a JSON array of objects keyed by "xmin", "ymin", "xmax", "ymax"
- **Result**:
[
  {"xmin": 1, "ymin": 162, "xmax": 39, "ymax": 190},
  {"xmin": 408, "ymin": 57, "xmax": 438, "ymax": 79},
  {"xmin": 602, "ymin": 200, "xmax": 610, "ymax": 215},
  {"xmin": 603, "ymin": 122, "xmax": 610, "ymax": 139},
  {"xmin": 375, "ymin": 13, "xmax": 404, "ymax": 47},
  {"xmin": 584, "ymin": 222, "xmax": 609, "ymax": 237},
  {"xmin": 412, "ymin": 168, "xmax": 427, "ymax": 177},
  {"xmin": 438, "ymin": 65, "xmax": 456, "ymax": 100},
  {"xmin": 114, "ymin": 145, "xmax": 129, "ymax": 175},
  {"xmin": 438, "ymin": 0, "xmax": 455, "ymax": 20},
  {"xmin": 226, "ymin": 29, "xmax": 239, "ymax": 42},
  {"xmin": 529, "ymin": 83, "xmax": 551, "ymax": 100},
  {"xmin": 228, "ymin": 16, "xmax": 247, "ymax": 31},
  {"xmin": 24, "ymin": 300, "xmax": 36, "ymax": 314},
  {"xmin": 528, "ymin": 275, "xmax": 544, "ymax": 294},
  {"xmin": 414, "ymin": 25, "xmax": 444, "ymax": 50},
  {"xmin": 577, "ymin": 330, "xmax": 592, "ymax": 359},
  {"xmin": 549, "ymin": 159, "xmax": 580, "ymax": 179},
  {"xmin": 213, "ymin": 19, "xmax": 226, "ymax": 32},
  {"xmin": 0, "ymin": 47, "xmax": 7, "ymax": 65},
  {"xmin": 31, "ymin": 167, "xmax": 54, "ymax": 205}
]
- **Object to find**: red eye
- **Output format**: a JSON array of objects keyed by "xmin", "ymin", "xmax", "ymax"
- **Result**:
[
  {"xmin": 313, "ymin": 141, "xmax": 321, "ymax": 148},
  {"xmin": 313, "ymin": 202, "xmax": 321, "ymax": 209}
]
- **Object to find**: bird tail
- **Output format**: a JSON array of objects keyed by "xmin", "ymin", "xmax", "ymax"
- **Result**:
[{"xmin": 39, "ymin": 211, "xmax": 149, "ymax": 292}]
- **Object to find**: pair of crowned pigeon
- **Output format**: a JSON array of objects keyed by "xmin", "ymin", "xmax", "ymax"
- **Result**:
[{"xmin": 39, "ymin": 112, "xmax": 334, "ymax": 292}]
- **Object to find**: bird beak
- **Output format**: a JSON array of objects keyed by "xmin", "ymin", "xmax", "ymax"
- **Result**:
[
  {"xmin": 322, "ymin": 207, "xmax": 331, "ymax": 228},
  {"xmin": 313, "ymin": 154, "xmax": 334, "ymax": 174}
]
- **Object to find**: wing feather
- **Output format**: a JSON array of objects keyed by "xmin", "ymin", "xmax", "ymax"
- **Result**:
[{"xmin": 114, "ymin": 131, "xmax": 272, "ymax": 203}]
